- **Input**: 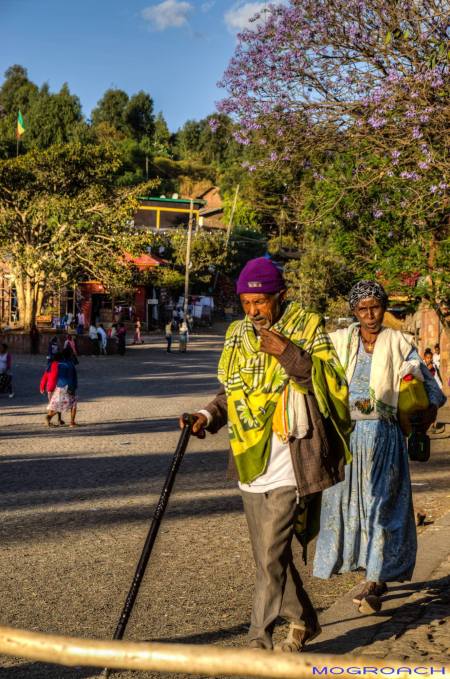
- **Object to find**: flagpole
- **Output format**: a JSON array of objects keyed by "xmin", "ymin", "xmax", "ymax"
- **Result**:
[{"xmin": 16, "ymin": 138, "xmax": 19, "ymax": 158}]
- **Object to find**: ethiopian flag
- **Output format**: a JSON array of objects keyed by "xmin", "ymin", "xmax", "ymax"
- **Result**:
[{"xmin": 16, "ymin": 110, "xmax": 25, "ymax": 138}]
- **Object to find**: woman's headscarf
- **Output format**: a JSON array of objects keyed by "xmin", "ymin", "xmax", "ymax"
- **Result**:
[{"xmin": 349, "ymin": 280, "xmax": 388, "ymax": 310}]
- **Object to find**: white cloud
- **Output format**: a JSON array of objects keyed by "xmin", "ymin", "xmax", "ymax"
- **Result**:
[
  {"xmin": 224, "ymin": 2, "xmax": 268, "ymax": 33},
  {"xmin": 142, "ymin": 0, "xmax": 193, "ymax": 31}
]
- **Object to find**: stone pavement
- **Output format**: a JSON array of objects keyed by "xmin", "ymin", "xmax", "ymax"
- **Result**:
[{"xmin": 0, "ymin": 336, "xmax": 448, "ymax": 677}]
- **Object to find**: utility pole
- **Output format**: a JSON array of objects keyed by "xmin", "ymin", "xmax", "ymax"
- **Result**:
[
  {"xmin": 183, "ymin": 198, "xmax": 194, "ymax": 321},
  {"xmin": 225, "ymin": 184, "xmax": 240, "ymax": 247}
]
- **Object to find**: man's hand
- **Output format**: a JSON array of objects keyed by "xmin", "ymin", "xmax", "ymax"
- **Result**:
[
  {"xmin": 179, "ymin": 412, "xmax": 207, "ymax": 438},
  {"xmin": 259, "ymin": 327, "xmax": 290, "ymax": 357}
]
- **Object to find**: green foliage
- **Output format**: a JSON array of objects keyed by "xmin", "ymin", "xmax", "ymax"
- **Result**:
[
  {"xmin": 91, "ymin": 88, "xmax": 155, "ymax": 143},
  {"xmin": 0, "ymin": 142, "xmax": 158, "ymax": 326},
  {"xmin": 227, "ymin": 228, "xmax": 267, "ymax": 276},
  {"xmin": 26, "ymin": 83, "xmax": 82, "ymax": 149},
  {"xmin": 91, "ymin": 89, "xmax": 130, "ymax": 133},
  {"xmin": 153, "ymin": 112, "xmax": 171, "ymax": 157},
  {"xmin": 124, "ymin": 91, "xmax": 155, "ymax": 141},
  {"xmin": 293, "ymin": 147, "xmax": 449, "ymax": 310}
]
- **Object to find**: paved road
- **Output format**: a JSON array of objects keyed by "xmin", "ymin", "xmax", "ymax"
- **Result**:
[{"xmin": 0, "ymin": 335, "xmax": 447, "ymax": 678}]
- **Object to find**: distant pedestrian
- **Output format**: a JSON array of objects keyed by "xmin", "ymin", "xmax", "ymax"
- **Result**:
[
  {"xmin": 76, "ymin": 311, "xmax": 85, "ymax": 335},
  {"xmin": 0, "ymin": 343, "xmax": 14, "ymax": 398},
  {"xmin": 97, "ymin": 324, "xmax": 108, "ymax": 355},
  {"xmin": 40, "ymin": 355, "xmax": 64, "ymax": 426},
  {"xmin": 89, "ymin": 324, "xmax": 99, "ymax": 355},
  {"xmin": 45, "ymin": 348, "xmax": 78, "ymax": 427},
  {"xmin": 165, "ymin": 320, "xmax": 174, "ymax": 352},
  {"xmin": 30, "ymin": 323, "xmax": 40, "ymax": 354},
  {"xmin": 432, "ymin": 344, "xmax": 441, "ymax": 376},
  {"xmin": 64, "ymin": 334, "xmax": 79, "ymax": 364},
  {"xmin": 178, "ymin": 320, "xmax": 188, "ymax": 353},
  {"xmin": 424, "ymin": 348, "xmax": 443, "ymax": 389},
  {"xmin": 47, "ymin": 336, "xmax": 59, "ymax": 364},
  {"xmin": 133, "ymin": 318, "xmax": 144, "ymax": 345},
  {"xmin": 117, "ymin": 323, "xmax": 127, "ymax": 356}
]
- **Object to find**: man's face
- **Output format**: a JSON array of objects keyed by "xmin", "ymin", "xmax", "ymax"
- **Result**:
[
  {"xmin": 240, "ymin": 291, "xmax": 286, "ymax": 331},
  {"xmin": 424, "ymin": 353, "xmax": 433, "ymax": 366},
  {"xmin": 353, "ymin": 296, "xmax": 385, "ymax": 333}
]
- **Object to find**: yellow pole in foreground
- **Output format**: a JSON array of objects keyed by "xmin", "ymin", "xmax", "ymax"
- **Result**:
[{"xmin": 0, "ymin": 625, "xmax": 446, "ymax": 678}]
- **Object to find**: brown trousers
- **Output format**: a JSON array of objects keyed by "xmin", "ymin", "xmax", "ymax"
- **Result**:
[{"xmin": 241, "ymin": 486, "xmax": 318, "ymax": 649}]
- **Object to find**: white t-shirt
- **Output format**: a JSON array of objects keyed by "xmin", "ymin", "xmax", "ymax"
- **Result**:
[
  {"xmin": 199, "ymin": 410, "xmax": 297, "ymax": 493},
  {"xmin": 97, "ymin": 327, "xmax": 107, "ymax": 342}
]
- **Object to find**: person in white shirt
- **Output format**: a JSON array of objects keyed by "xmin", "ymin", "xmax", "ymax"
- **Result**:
[
  {"xmin": 88, "ymin": 324, "xmax": 99, "ymax": 354},
  {"xmin": 97, "ymin": 324, "xmax": 108, "ymax": 355}
]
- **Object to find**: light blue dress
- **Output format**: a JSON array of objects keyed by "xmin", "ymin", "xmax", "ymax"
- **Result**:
[{"xmin": 313, "ymin": 344, "xmax": 446, "ymax": 582}]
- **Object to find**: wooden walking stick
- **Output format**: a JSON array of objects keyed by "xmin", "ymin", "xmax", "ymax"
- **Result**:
[{"xmin": 100, "ymin": 413, "xmax": 195, "ymax": 678}]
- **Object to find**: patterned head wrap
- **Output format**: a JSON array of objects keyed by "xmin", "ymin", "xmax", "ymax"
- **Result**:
[{"xmin": 348, "ymin": 280, "xmax": 388, "ymax": 310}]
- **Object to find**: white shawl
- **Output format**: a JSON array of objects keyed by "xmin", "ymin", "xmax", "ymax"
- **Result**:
[{"xmin": 330, "ymin": 324, "xmax": 415, "ymax": 417}]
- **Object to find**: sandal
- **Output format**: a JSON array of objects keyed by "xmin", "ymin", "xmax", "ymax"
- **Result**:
[
  {"xmin": 276, "ymin": 621, "xmax": 322, "ymax": 652},
  {"xmin": 352, "ymin": 582, "xmax": 387, "ymax": 605},
  {"xmin": 358, "ymin": 594, "xmax": 382, "ymax": 614}
]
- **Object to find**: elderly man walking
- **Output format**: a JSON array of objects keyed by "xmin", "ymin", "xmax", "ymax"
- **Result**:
[{"xmin": 180, "ymin": 258, "xmax": 351, "ymax": 652}]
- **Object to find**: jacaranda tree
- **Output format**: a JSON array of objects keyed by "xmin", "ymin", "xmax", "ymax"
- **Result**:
[{"xmin": 219, "ymin": 0, "xmax": 449, "ymax": 313}]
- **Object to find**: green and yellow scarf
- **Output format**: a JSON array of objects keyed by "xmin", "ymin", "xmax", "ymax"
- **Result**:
[{"xmin": 218, "ymin": 302, "xmax": 352, "ymax": 484}]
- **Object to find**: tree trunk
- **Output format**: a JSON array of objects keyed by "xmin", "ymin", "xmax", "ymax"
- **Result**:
[{"xmin": 13, "ymin": 272, "xmax": 44, "ymax": 330}]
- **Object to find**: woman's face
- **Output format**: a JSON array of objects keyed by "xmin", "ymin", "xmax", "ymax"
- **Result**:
[{"xmin": 353, "ymin": 296, "xmax": 385, "ymax": 333}]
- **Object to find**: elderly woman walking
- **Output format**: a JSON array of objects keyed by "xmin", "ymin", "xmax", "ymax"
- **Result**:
[{"xmin": 313, "ymin": 281, "xmax": 446, "ymax": 613}]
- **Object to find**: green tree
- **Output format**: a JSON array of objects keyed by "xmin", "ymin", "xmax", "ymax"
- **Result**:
[
  {"xmin": 153, "ymin": 112, "xmax": 171, "ymax": 157},
  {"xmin": 124, "ymin": 91, "xmax": 154, "ymax": 141},
  {"xmin": 26, "ymin": 82, "xmax": 83, "ymax": 149},
  {"xmin": 0, "ymin": 65, "xmax": 38, "ymax": 157},
  {"xmin": 0, "ymin": 142, "xmax": 157, "ymax": 327},
  {"xmin": 91, "ymin": 88, "xmax": 129, "ymax": 133}
]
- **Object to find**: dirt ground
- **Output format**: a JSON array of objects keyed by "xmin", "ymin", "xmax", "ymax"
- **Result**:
[{"xmin": 0, "ymin": 334, "xmax": 448, "ymax": 679}]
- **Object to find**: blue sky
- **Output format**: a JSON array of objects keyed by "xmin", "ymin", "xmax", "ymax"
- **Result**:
[{"xmin": 0, "ymin": 0, "xmax": 268, "ymax": 131}]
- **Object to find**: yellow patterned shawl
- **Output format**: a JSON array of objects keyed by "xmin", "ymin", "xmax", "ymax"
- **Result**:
[{"xmin": 218, "ymin": 302, "xmax": 352, "ymax": 484}]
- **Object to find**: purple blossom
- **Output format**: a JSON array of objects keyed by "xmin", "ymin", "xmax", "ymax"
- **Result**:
[
  {"xmin": 430, "ymin": 185, "xmax": 438, "ymax": 193},
  {"xmin": 400, "ymin": 171, "xmax": 420, "ymax": 181},
  {"xmin": 418, "ymin": 161, "xmax": 429, "ymax": 170},
  {"xmin": 368, "ymin": 115, "xmax": 387, "ymax": 129},
  {"xmin": 373, "ymin": 209, "xmax": 384, "ymax": 219},
  {"xmin": 270, "ymin": 151, "xmax": 278, "ymax": 161},
  {"xmin": 209, "ymin": 118, "xmax": 220, "ymax": 132},
  {"xmin": 439, "ymin": 182, "xmax": 448, "ymax": 190},
  {"xmin": 412, "ymin": 127, "xmax": 423, "ymax": 139}
]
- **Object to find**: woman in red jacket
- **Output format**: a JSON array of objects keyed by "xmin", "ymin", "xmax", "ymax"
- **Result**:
[{"xmin": 40, "ymin": 356, "xmax": 64, "ymax": 426}]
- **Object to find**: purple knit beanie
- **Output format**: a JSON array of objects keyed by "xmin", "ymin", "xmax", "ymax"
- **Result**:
[{"xmin": 236, "ymin": 258, "xmax": 285, "ymax": 295}]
